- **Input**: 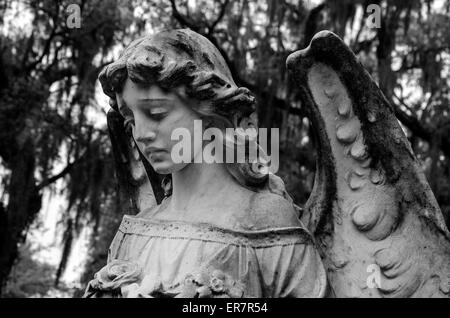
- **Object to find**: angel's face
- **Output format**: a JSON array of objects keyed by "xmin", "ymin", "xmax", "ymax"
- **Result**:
[{"xmin": 121, "ymin": 78, "xmax": 203, "ymax": 174}]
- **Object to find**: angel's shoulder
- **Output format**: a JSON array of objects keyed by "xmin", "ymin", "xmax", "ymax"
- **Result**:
[
  {"xmin": 135, "ymin": 197, "xmax": 169, "ymax": 219},
  {"xmin": 243, "ymin": 191, "xmax": 304, "ymax": 230}
]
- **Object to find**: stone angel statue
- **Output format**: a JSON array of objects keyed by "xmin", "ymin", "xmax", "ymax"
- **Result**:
[{"xmin": 84, "ymin": 29, "xmax": 450, "ymax": 298}]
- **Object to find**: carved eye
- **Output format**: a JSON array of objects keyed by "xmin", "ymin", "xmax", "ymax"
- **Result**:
[{"xmin": 145, "ymin": 107, "xmax": 168, "ymax": 120}]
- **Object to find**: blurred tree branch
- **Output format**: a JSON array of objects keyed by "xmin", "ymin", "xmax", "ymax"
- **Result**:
[{"xmin": 36, "ymin": 152, "xmax": 87, "ymax": 191}]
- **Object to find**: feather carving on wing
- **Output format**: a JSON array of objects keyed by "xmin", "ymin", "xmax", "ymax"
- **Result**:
[{"xmin": 286, "ymin": 31, "xmax": 450, "ymax": 298}]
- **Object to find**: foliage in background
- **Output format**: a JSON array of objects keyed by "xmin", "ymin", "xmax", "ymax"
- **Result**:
[{"xmin": 0, "ymin": 0, "xmax": 449, "ymax": 297}]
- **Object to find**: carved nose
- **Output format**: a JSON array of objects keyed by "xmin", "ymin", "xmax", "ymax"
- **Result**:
[{"xmin": 134, "ymin": 128, "xmax": 156, "ymax": 145}]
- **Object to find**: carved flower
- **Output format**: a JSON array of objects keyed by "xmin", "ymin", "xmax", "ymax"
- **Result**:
[
  {"xmin": 120, "ymin": 275, "xmax": 165, "ymax": 298},
  {"xmin": 196, "ymin": 285, "xmax": 212, "ymax": 298},
  {"xmin": 175, "ymin": 274, "xmax": 198, "ymax": 298},
  {"xmin": 210, "ymin": 276, "xmax": 225, "ymax": 293},
  {"xmin": 88, "ymin": 260, "xmax": 142, "ymax": 292},
  {"xmin": 121, "ymin": 283, "xmax": 143, "ymax": 298},
  {"xmin": 175, "ymin": 268, "xmax": 245, "ymax": 298},
  {"xmin": 193, "ymin": 271, "xmax": 209, "ymax": 286},
  {"xmin": 184, "ymin": 274, "xmax": 195, "ymax": 285}
]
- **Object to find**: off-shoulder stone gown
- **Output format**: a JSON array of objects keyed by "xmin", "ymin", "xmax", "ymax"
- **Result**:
[{"xmin": 85, "ymin": 210, "xmax": 327, "ymax": 298}]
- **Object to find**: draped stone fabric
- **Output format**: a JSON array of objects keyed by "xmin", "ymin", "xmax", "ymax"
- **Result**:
[{"xmin": 85, "ymin": 214, "xmax": 327, "ymax": 298}]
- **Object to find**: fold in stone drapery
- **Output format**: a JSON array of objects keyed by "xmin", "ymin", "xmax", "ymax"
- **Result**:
[{"xmin": 86, "ymin": 215, "xmax": 327, "ymax": 298}]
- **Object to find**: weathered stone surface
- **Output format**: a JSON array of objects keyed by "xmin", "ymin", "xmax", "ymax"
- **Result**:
[
  {"xmin": 86, "ymin": 29, "xmax": 328, "ymax": 298},
  {"xmin": 287, "ymin": 30, "xmax": 450, "ymax": 298},
  {"xmin": 87, "ymin": 28, "xmax": 450, "ymax": 298}
]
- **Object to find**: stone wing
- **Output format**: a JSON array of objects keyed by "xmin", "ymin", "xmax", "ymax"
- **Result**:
[
  {"xmin": 286, "ymin": 31, "xmax": 450, "ymax": 297},
  {"xmin": 107, "ymin": 108, "xmax": 165, "ymax": 215}
]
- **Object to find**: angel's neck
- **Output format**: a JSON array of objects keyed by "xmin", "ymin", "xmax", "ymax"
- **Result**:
[{"xmin": 170, "ymin": 162, "xmax": 234, "ymax": 212}]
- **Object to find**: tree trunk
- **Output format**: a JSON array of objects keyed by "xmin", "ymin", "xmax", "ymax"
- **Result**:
[{"xmin": 0, "ymin": 139, "xmax": 41, "ymax": 293}]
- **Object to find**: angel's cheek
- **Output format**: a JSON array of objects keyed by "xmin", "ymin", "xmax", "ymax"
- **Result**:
[{"xmin": 166, "ymin": 113, "xmax": 204, "ymax": 166}]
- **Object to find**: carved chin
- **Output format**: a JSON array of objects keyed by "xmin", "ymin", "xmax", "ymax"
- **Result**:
[
  {"xmin": 151, "ymin": 162, "xmax": 174, "ymax": 175},
  {"xmin": 151, "ymin": 161, "xmax": 187, "ymax": 175}
]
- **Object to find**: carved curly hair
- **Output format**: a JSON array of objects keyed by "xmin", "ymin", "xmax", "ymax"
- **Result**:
[{"xmin": 98, "ymin": 29, "xmax": 290, "ymax": 199}]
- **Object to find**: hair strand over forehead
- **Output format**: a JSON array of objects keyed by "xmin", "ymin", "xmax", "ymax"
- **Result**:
[{"xmin": 98, "ymin": 29, "xmax": 256, "ymax": 121}]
